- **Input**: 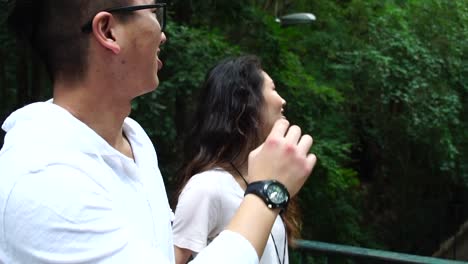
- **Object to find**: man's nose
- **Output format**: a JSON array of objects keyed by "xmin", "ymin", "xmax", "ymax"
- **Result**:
[{"xmin": 160, "ymin": 32, "xmax": 167, "ymax": 45}]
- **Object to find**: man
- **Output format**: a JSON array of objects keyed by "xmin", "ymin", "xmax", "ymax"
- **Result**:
[{"xmin": 0, "ymin": 0, "xmax": 317, "ymax": 263}]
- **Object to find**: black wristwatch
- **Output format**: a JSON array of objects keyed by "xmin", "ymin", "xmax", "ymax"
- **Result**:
[{"xmin": 245, "ymin": 180, "xmax": 290, "ymax": 211}]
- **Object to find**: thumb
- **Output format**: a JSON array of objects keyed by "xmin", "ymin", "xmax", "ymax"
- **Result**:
[{"xmin": 248, "ymin": 142, "xmax": 263, "ymax": 161}]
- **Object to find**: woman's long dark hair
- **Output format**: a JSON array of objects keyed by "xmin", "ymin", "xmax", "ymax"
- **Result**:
[{"xmin": 175, "ymin": 55, "xmax": 302, "ymax": 245}]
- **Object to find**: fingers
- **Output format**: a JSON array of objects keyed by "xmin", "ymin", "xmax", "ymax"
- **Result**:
[
  {"xmin": 267, "ymin": 119, "xmax": 290, "ymax": 139},
  {"xmin": 297, "ymin": 134, "xmax": 313, "ymax": 156},
  {"xmin": 285, "ymin": 125, "xmax": 301, "ymax": 144},
  {"xmin": 306, "ymin": 153, "xmax": 317, "ymax": 171},
  {"xmin": 267, "ymin": 120, "xmax": 313, "ymax": 158},
  {"xmin": 248, "ymin": 119, "xmax": 317, "ymax": 197}
]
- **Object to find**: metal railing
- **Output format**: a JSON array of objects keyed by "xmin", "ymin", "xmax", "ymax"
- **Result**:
[{"xmin": 294, "ymin": 240, "xmax": 467, "ymax": 264}]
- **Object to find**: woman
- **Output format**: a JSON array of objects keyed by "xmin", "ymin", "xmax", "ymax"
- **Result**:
[{"xmin": 172, "ymin": 55, "xmax": 301, "ymax": 264}]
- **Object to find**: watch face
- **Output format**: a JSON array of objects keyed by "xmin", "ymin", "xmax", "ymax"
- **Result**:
[{"xmin": 266, "ymin": 183, "xmax": 288, "ymax": 204}]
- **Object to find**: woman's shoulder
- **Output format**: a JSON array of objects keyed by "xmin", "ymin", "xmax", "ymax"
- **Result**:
[
  {"xmin": 183, "ymin": 168, "xmax": 235, "ymax": 193},
  {"xmin": 190, "ymin": 168, "xmax": 233, "ymax": 183}
]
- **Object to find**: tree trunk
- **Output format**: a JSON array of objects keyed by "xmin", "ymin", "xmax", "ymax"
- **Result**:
[
  {"xmin": 15, "ymin": 41, "xmax": 29, "ymax": 108},
  {"xmin": 0, "ymin": 47, "xmax": 5, "ymax": 109},
  {"xmin": 31, "ymin": 54, "xmax": 42, "ymax": 101},
  {"xmin": 0, "ymin": 47, "xmax": 5, "ymax": 149}
]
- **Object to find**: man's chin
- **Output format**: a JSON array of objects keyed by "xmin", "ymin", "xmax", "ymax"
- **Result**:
[{"xmin": 135, "ymin": 84, "xmax": 158, "ymax": 98}]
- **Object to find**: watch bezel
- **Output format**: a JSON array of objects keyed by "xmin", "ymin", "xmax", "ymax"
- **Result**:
[
  {"xmin": 264, "ymin": 181, "xmax": 289, "ymax": 205},
  {"xmin": 245, "ymin": 180, "xmax": 290, "ymax": 211}
]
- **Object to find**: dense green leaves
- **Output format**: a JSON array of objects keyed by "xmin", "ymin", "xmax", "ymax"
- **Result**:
[{"xmin": 130, "ymin": 22, "xmax": 241, "ymax": 187}]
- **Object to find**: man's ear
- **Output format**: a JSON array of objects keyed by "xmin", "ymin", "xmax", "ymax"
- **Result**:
[{"xmin": 91, "ymin": 12, "xmax": 121, "ymax": 54}]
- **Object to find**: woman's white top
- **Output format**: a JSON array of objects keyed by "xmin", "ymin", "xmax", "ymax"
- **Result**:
[{"xmin": 173, "ymin": 168, "xmax": 289, "ymax": 264}]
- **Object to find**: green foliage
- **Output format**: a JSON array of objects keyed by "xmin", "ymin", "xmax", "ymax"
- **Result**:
[
  {"xmin": 164, "ymin": 0, "xmax": 370, "ymax": 250},
  {"xmin": 304, "ymin": 0, "xmax": 468, "ymax": 254},
  {"xmin": 130, "ymin": 21, "xmax": 241, "ymax": 190}
]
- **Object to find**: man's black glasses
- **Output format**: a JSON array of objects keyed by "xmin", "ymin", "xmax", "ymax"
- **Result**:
[{"xmin": 81, "ymin": 4, "xmax": 166, "ymax": 33}]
